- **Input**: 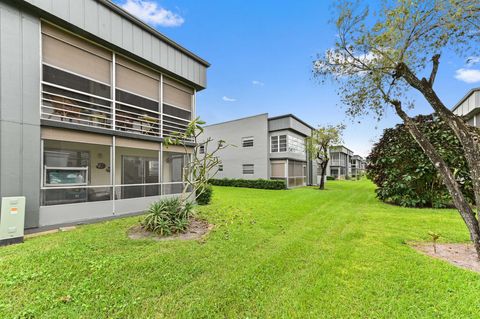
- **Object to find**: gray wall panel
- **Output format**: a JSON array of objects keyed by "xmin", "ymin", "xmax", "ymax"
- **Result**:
[
  {"xmin": 98, "ymin": 4, "xmax": 111, "ymax": 40},
  {"xmin": 132, "ymin": 25, "xmax": 143, "ymax": 56},
  {"xmin": 0, "ymin": 6, "xmax": 22, "ymax": 122},
  {"xmin": 121, "ymin": 18, "xmax": 133, "ymax": 51},
  {"xmin": 51, "ymin": 0, "xmax": 68, "ymax": 21},
  {"xmin": 68, "ymin": 0, "xmax": 84, "ymax": 28},
  {"xmin": 84, "ymin": 0, "xmax": 99, "ymax": 35},
  {"xmin": 110, "ymin": 12, "xmax": 123, "ymax": 46},
  {"xmin": 0, "ymin": 1, "xmax": 41, "ymax": 228}
]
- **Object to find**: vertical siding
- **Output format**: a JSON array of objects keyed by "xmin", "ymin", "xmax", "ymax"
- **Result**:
[
  {"xmin": 36, "ymin": 0, "xmax": 208, "ymax": 85},
  {"xmin": 25, "ymin": 0, "xmax": 208, "ymax": 87},
  {"xmin": 0, "ymin": 1, "xmax": 41, "ymax": 228}
]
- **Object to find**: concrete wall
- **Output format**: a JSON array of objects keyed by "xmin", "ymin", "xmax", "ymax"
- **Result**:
[
  {"xmin": 20, "ymin": 0, "xmax": 208, "ymax": 88},
  {"xmin": 0, "ymin": 1, "xmax": 41, "ymax": 228},
  {"xmin": 202, "ymin": 114, "xmax": 269, "ymax": 179}
]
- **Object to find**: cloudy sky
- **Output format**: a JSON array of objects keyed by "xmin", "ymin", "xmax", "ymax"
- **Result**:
[{"xmin": 113, "ymin": 0, "xmax": 480, "ymax": 157}]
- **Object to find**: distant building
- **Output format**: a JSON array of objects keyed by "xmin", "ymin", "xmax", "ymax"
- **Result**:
[
  {"xmin": 327, "ymin": 146, "xmax": 353, "ymax": 179},
  {"xmin": 201, "ymin": 114, "xmax": 318, "ymax": 188},
  {"xmin": 351, "ymin": 155, "xmax": 367, "ymax": 179},
  {"xmin": 452, "ymin": 88, "xmax": 479, "ymax": 127}
]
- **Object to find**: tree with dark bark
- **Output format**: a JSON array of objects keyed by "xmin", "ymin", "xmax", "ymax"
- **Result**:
[
  {"xmin": 307, "ymin": 124, "xmax": 345, "ymax": 190},
  {"xmin": 313, "ymin": 0, "xmax": 480, "ymax": 258}
]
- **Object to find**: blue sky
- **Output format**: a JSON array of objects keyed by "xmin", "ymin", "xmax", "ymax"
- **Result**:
[{"xmin": 113, "ymin": 0, "xmax": 480, "ymax": 157}]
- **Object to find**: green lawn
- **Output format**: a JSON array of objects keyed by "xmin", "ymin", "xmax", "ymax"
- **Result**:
[{"xmin": 1, "ymin": 180, "xmax": 479, "ymax": 318}]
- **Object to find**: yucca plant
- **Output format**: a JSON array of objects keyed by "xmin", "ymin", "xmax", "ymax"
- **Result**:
[{"xmin": 141, "ymin": 198, "xmax": 194, "ymax": 236}]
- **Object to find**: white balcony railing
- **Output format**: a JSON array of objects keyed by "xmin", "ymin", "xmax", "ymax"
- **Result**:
[{"xmin": 41, "ymin": 82, "xmax": 190, "ymax": 139}]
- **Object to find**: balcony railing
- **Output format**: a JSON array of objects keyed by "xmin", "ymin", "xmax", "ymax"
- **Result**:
[{"xmin": 41, "ymin": 82, "xmax": 190, "ymax": 139}]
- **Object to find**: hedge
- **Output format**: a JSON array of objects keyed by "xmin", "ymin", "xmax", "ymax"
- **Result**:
[{"xmin": 209, "ymin": 178, "xmax": 286, "ymax": 190}]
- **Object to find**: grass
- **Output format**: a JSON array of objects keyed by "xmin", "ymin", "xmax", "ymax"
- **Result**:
[{"xmin": 1, "ymin": 180, "xmax": 479, "ymax": 318}]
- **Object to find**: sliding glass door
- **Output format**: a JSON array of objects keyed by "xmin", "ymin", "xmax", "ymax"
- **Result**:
[{"xmin": 121, "ymin": 156, "xmax": 159, "ymax": 199}]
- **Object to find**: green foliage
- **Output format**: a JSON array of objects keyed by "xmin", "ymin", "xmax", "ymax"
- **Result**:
[
  {"xmin": 367, "ymin": 115, "xmax": 473, "ymax": 208},
  {"xmin": 209, "ymin": 178, "xmax": 286, "ymax": 190},
  {"xmin": 141, "ymin": 197, "xmax": 194, "ymax": 236},
  {"xmin": 196, "ymin": 184, "xmax": 213, "ymax": 205},
  {"xmin": 326, "ymin": 176, "xmax": 336, "ymax": 181}
]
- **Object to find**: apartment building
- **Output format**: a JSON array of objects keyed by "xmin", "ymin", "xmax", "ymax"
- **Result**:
[
  {"xmin": 350, "ymin": 155, "xmax": 366, "ymax": 179},
  {"xmin": 452, "ymin": 88, "xmax": 480, "ymax": 127},
  {"xmin": 327, "ymin": 146, "xmax": 353, "ymax": 179},
  {"xmin": 0, "ymin": 0, "xmax": 209, "ymax": 228},
  {"xmin": 201, "ymin": 114, "xmax": 318, "ymax": 188}
]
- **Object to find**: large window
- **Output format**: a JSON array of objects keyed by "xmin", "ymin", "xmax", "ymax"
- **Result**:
[
  {"xmin": 42, "ymin": 140, "xmax": 112, "ymax": 206},
  {"xmin": 271, "ymin": 135, "xmax": 287, "ymax": 152},
  {"xmin": 287, "ymin": 135, "xmax": 306, "ymax": 155},
  {"xmin": 120, "ymin": 156, "xmax": 159, "ymax": 199},
  {"xmin": 163, "ymin": 152, "xmax": 189, "ymax": 195}
]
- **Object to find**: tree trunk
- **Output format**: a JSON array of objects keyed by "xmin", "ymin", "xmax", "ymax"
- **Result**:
[
  {"xmin": 319, "ymin": 159, "xmax": 329, "ymax": 190},
  {"xmin": 391, "ymin": 100, "xmax": 480, "ymax": 259},
  {"xmin": 397, "ymin": 62, "xmax": 480, "ymax": 225}
]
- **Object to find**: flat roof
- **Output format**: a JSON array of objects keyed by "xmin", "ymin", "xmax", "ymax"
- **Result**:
[
  {"xmin": 451, "ymin": 87, "xmax": 480, "ymax": 112},
  {"xmin": 268, "ymin": 114, "xmax": 315, "ymax": 130}
]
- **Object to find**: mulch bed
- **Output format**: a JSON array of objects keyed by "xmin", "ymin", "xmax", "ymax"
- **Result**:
[
  {"xmin": 413, "ymin": 243, "xmax": 480, "ymax": 273},
  {"xmin": 128, "ymin": 218, "xmax": 213, "ymax": 242}
]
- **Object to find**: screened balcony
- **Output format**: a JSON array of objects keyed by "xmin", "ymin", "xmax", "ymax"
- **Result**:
[{"xmin": 40, "ymin": 22, "xmax": 194, "ymax": 139}]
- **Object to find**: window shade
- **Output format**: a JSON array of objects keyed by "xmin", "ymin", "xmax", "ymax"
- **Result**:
[
  {"xmin": 42, "ymin": 24, "xmax": 111, "ymax": 84},
  {"xmin": 271, "ymin": 162, "xmax": 285, "ymax": 177},
  {"xmin": 163, "ymin": 77, "xmax": 193, "ymax": 111},
  {"xmin": 116, "ymin": 64, "xmax": 159, "ymax": 101}
]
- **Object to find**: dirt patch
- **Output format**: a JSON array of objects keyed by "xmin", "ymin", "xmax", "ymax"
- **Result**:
[
  {"xmin": 413, "ymin": 243, "xmax": 480, "ymax": 273},
  {"xmin": 128, "ymin": 218, "xmax": 213, "ymax": 241}
]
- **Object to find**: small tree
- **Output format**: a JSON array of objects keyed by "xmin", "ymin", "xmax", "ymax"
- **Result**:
[
  {"xmin": 307, "ymin": 124, "xmax": 345, "ymax": 190},
  {"xmin": 164, "ymin": 117, "xmax": 228, "ymax": 203}
]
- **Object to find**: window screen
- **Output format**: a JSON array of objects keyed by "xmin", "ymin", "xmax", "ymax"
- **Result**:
[
  {"xmin": 243, "ymin": 164, "xmax": 254, "ymax": 174},
  {"xmin": 242, "ymin": 137, "xmax": 254, "ymax": 147}
]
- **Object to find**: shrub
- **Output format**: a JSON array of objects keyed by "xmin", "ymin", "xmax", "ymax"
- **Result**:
[
  {"xmin": 209, "ymin": 178, "xmax": 286, "ymax": 190},
  {"xmin": 196, "ymin": 184, "xmax": 213, "ymax": 205},
  {"xmin": 326, "ymin": 176, "xmax": 335, "ymax": 181},
  {"xmin": 141, "ymin": 197, "xmax": 194, "ymax": 236},
  {"xmin": 367, "ymin": 115, "xmax": 472, "ymax": 208}
]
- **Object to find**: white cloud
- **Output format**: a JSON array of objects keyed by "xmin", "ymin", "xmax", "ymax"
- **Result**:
[
  {"xmin": 222, "ymin": 96, "xmax": 236, "ymax": 102},
  {"xmin": 252, "ymin": 80, "xmax": 265, "ymax": 86},
  {"xmin": 455, "ymin": 68, "xmax": 480, "ymax": 83},
  {"xmin": 120, "ymin": 0, "xmax": 184, "ymax": 27}
]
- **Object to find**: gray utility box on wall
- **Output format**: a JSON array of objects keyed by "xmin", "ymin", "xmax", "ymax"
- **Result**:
[{"xmin": 0, "ymin": 197, "xmax": 26, "ymax": 246}]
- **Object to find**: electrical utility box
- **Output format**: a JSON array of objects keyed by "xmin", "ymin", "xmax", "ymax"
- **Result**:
[{"xmin": 0, "ymin": 197, "xmax": 26, "ymax": 246}]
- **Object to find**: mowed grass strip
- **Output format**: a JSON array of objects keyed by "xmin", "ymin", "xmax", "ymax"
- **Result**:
[{"xmin": 0, "ymin": 180, "xmax": 478, "ymax": 318}]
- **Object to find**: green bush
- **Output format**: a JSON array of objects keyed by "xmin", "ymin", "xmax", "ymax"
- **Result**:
[
  {"xmin": 196, "ymin": 184, "xmax": 213, "ymax": 205},
  {"xmin": 367, "ymin": 115, "xmax": 472, "ymax": 208},
  {"xmin": 141, "ymin": 197, "xmax": 193, "ymax": 236},
  {"xmin": 326, "ymin": 176, "xmax": 335, "ymax": 181},
  {"xmin": 209, "ymin": 178, "xmax": 286, "ymax": 190}
]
